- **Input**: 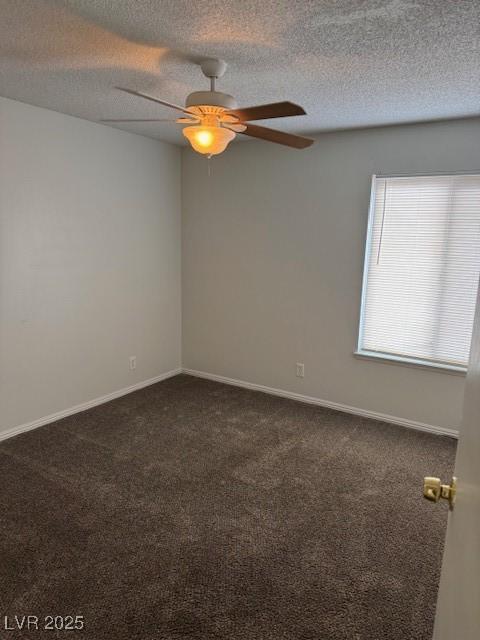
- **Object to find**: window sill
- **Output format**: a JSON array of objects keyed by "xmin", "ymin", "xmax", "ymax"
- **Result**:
[{"xmin": 354, "ymin": 350, "xmax": 467, "ymax": 376}]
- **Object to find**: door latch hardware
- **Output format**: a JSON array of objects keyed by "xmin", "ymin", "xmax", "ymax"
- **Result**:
[{"xmin": 423, "ymin": 476, "xmax": 457, "ymax": 510}]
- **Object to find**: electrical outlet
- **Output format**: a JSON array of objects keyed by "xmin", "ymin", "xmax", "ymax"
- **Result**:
[
  {"xmin": 296, "ymin": 362, "xmax": 305, "ymax": 378},
  {"xmin": 129, "ymin": 356, "xmax": 137, "ymax": 371}
]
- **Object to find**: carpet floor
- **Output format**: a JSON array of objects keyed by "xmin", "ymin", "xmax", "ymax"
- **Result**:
[{"xmin": 0, "ymin": 374, "xmax": 456, "ymax": 639}]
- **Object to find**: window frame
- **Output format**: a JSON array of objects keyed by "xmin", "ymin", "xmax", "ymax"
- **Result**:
[{"xmin": 355, "ymin": 172, "xmax": 480, "ymax": 375}]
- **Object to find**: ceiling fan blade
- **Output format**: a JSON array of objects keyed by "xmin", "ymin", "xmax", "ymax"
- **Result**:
[
  {"xmin": 226, "ymin": 101, "xmax": 306, "ymax": 122},
  {"xmin": 236, "ymin": 123, "xmax": 314, "ymax": 149},
  {"xmin": 222, "ymin": 122, "xmax": 247, "ymax": 133},
  {"xmin": 100, "ymin": 118, "xmax": 179, "ymax": 122},
  {"xmin": 115, "ymin": 87, "xmax": 196, "ymax": 116},
  {"xmin": 176, "ymin": 117, "xmax": 200, "ymax": 124}
]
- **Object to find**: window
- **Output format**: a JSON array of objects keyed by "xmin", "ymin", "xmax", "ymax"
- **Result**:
[{"xmin": 357, "ymin": 174, "xmax": 480, "ymax": 371}]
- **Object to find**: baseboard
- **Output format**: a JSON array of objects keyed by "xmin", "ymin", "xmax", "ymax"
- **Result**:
[
  {"xmin": 2, "ymin": 366, "xmax": 458, "ymax": 443},
  {"xmin": 0, "ymin": 368, "xmax": 182, "ymax": 443},
  {"xmin": 182, "ymin": 368, "xmax": 459, "ymax": 439}
]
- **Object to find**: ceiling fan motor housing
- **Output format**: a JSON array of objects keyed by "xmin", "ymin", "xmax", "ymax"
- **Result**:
[{"xmin": 185, "ymin": 91, "xmax": 237, "ymax": 111}]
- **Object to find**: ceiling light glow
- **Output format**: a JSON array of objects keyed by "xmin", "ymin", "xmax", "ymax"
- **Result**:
[{"xmin": 183, "ymin": 125, "xmax": 235, "ymax": 156}]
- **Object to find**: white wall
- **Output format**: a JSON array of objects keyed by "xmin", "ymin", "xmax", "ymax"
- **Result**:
[
  {"xmin": 182, "ymin": 118, "xmax": 480, "ymax": 432},
  {"xmin": 0, "ymin": 96, "xmax": 181, "ymax": 434},
  {"xmin": 1, "ymin": 101, "xmax": 477, "ymax": 436}
]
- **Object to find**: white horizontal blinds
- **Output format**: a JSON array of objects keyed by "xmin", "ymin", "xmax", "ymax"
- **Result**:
[{"xmin": 361, "ymin": 174, "xmax": 480, "ymax": 367}]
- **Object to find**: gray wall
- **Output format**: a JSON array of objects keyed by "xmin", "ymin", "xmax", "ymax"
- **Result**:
[
  {"xmin": 182, "ymin": 118, "xmax": 480, "ymax": 432},
  {"xmin": 0, "ymin": 96, "xmax": 182, "ymax": 434}
]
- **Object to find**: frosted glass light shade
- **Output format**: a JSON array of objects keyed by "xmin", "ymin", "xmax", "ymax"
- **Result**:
[{"xmin": 183, "ymin": 125, "xmax": 235, "ymax": 156}]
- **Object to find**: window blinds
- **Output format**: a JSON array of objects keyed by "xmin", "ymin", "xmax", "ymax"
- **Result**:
[{"xmin": 359, "ymin": 174, "xmax": 480, "ymax": 368}]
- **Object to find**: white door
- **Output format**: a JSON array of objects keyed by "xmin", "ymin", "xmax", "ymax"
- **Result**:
[{"xmin": 433, "ymin": 283, "xmax": 480, "ymax": 639}]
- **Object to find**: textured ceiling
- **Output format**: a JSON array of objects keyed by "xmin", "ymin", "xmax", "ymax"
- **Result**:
[{"xmin": 0, "ymin": 0, "xmax": 479, "ymax": 145}]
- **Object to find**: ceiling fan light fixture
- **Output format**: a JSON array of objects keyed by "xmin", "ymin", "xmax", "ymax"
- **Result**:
[
  {"xmin": 183, "ymin": 124, "xmax": 235, "ymax": 156},
  {"xmin": 111, "ymin": 59, "xmax": 314, "ymax": 152}
]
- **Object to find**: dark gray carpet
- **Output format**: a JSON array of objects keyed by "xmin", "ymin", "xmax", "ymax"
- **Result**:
[{"xmin": 0, "ymin": 374, "xmax": 456, "ymax": 639}]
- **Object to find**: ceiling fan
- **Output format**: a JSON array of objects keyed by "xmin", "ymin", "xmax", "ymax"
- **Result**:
[{"xmin": 101, "ymin": 58, "xmax": 314, "ymax": 157}]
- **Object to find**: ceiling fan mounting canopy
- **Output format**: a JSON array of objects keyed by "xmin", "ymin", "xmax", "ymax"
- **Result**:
[{"xmin": 199, "ymin": 58, "xmax": 228, "ymax": 80}]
